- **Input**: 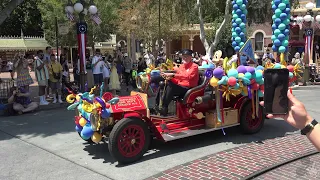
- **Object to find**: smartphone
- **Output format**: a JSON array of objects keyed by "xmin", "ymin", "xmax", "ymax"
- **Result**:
[{"xmin": 263, "ymin": 68, "xmax": 289, "ymax": 114}]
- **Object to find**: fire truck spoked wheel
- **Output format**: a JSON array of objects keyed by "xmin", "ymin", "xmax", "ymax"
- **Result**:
[
  {"xmin": 108, "ymin": 117, "xmax": 151, "ymax": 164},
  {"xmin": 240, "ymin": 102, "xmax": 265, "ymax": 134}
]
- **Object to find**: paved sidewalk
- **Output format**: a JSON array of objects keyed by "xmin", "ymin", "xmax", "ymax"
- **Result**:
[
  {"xmin": 255, "ymin": 154, "xmax": 320, "ymax": 180},
  {"xmin": 145, "ymin": 134, "xmax": 317, "ymax": 180}
]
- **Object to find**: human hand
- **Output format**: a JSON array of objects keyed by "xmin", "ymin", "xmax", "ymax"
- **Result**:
[{"xmin": 260, "ymin": 90, "xmax": 313, "ymax": 130}]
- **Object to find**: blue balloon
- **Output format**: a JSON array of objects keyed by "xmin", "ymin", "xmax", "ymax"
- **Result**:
[
  {"xmin": 272, "ymin": 4, "xmax": 277, "ymax": 11},
  {"xmin": 232, "ymin": 19, "xmax": 235, "ymax": 23},
  {"xmin": 101, "ymin": 109, "xmax": 111, "ymax": 119},
  {"xmin": 236, "ymin": 9, "xmax": 242, "ymax": 15},
  {"xmin": 274, "ymin": 39, "xmax": 281, "ymax": 46},
  {"xmin": 232, "ymin": 0, "xmax": 236, "ymax": 5},
  {"xmin": 242, "ymin": 18, "xmax": 247, "ymax": 23},
  {"xmin": 280, "ymin": 13, "xmax": 287, "ymax": 20},
  {"xmin": 75, "ymin": 124, "xmax": 82, "ymax": 132},
  {"xmin": 239, "ymin": 32, "xmax": 245, "ymax": 38},
  {"xmin": 235, "ymin": 27, "xmax": 241, "ymax": 33},
  {"xmin": 285, "ymin": 8, "xmax": 290, "ymax": 14},
  {"xmin": 278, "ymin": 33, "xmax": 285, "ymax": 41},
  {"xmin": 241, "ymin": 14, "xmax": 246, "ymax": 20},
  {"xmin": 232, "ymin": 22, "xmax": 238, "ymax": 28},
  {"xmin": 284, "ymin": 29, "xmax": 290, "ymax": 35},
  {"xmin": 275, "ymin": 18, "xmax": 281, "ymax": 25},
  {"xmin": 235, "ymin": 46, "xmax": 241, "ymax": 52},
  {"xmin": 256, "ymin": 65, "xmax": 264, "ymax": 71},
  {"xmin": 241, "ymin": 37, "xmax": 246, "ymax": 42},
  {"xmin": 233, "ymin": 4, "xmax": 239, "ymax": 10},
  {"xmin": 80, "ymin": 134, "xmax": 90, "ymax": 140},
  {"xmin": 272, "ymin": 24, "xmax": 277, "ymax": 30},
  {"xmin": 272, "ymin": 45, "xmax": 278, "ymax": 52},
  {"xmin": 81, "ymin": 124, "xmax": 94, "ymax": 137},
  {"xmin": 274, "ymin": 0, "xmax": 281, "ymax": 5},
  {"xmin": 232, "ymin": 41, "xmax": 238, "ymax": 47}
]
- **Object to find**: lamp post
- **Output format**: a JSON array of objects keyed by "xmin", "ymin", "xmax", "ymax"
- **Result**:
[{"xmin": 64, "ymin": 0, "xmax": 100, "ymax": 92}]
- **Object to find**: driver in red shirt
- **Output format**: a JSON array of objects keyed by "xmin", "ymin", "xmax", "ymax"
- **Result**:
[{"xmin": 156, "ymin": 49, "xmax": 199, "ymax": 116}]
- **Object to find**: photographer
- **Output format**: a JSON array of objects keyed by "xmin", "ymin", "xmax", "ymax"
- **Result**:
[{"xmin": 8, "ymin": 87, "xmax": 38, "ymax": 115}]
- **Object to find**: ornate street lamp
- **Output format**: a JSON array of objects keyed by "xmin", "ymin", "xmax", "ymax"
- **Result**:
[{"xmin": 64, "ymin": 0, "xmax": 101, "ymax": 92}]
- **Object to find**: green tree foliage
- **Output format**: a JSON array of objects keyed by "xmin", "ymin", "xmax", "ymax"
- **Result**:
[
  {"xmin": 38, "ymin": 0, "xmax": 119, "ymax": 48},
  {"xmin": 0, "ymin": 0, "xmax": 42, "ymax": 36}
]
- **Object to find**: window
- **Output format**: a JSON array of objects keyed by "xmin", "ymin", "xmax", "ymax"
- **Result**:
[
  {"xmin": 255, "ymin": 32, "xmax": 264, "ymax": 51},
  {"xmin": 317, "ymin": 0, "xmax": 320, "ymax": 8}
]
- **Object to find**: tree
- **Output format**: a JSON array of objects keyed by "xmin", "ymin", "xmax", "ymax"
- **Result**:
[
  {"xmin": 37, "ymin": 0, "xmax": 120, "ymax": 49},
  {"xmin": 0, "ymin": 0, "xmax": 42, "ymax": 36},
  {"xmin": 0, "ymin": 0, "xmax": 25, "ymax": 25}
]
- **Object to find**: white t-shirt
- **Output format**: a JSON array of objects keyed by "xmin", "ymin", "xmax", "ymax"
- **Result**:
[
  {"xmin": 144, "ymin": 54, "xmax": 154, "ymax": 66},
  {"xmin": 7, "ymin": 61, "xmax": 13, "ymax": 70},
  {"xmin": 91, "ymin": 56, "xmax": 104, "ymax": 74}
]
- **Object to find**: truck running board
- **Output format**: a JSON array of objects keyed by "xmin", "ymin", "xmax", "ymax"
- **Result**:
[{"xmin": 161, "ymin": 124, "xmax": 240, "ymax": 142}]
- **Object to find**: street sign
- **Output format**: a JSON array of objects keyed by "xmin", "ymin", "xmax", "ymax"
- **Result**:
[{"xmin": 58, "ymin": 23, "xmax": 69, "ymax": 35}]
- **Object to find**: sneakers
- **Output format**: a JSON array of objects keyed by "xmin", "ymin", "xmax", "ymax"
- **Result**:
[
  {"xmin": 58, "ymin": 95, "xmax": 63, "ymax": 103},
  {"xmin": 53, "ymin": 95, "xmax": 63, "ymax": 104},
  {"xmin": 39, "ymin": 96, "xmax": 49, "ymax": 105}
]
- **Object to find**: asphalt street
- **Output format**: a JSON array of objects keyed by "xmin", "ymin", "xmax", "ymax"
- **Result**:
[{"xmin": 0, "ymin": 87, "xmax": 319, "ymax": 180}]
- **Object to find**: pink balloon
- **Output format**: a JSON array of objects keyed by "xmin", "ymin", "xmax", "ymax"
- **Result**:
[{"xmin": 228, "ymin": 77, "xmax": 237, "ymax": 86}]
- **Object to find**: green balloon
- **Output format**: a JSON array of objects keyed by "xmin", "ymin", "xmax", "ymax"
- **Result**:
[
  {"xmin": 274, "ymin": 29, "xmax": 281, "ymax": 36},
  {"xmin": 282, "ymin": 40, "xmax": 289, "ymax": 46},
  {"xmin": 284, "ymin": 18, "xmax": 290, "ymax": 25},
  {"xmin": 282, "ymin": 0, "xmax": 289, "ymax": 4},
  {"xmin": 232, "ymin": 28, "xmax": 235, "ymax": 32},
  {"xmin": 236, "ymin": 0, "xmax": 243, "ymax": 6},
  {"xmin": 233, "ymin": 14, "xmax": 239, "ymax": 20},
  {"xmin": 279, "ymin": 46, "xmax": 286, "ymax": 53},
  {"xmin": 235, "ymin": 37, "xmax": 241, "ymax": 43},
  {"xmin": 232, "ymin": 32, "xmax": 238, "ymax": 38},
  {"xmin": 243, "ymin": 9, "xmax": 248, "ymax": 15},
  {"xmin": 272, "ymin": 15, "xmax": 277, "ymax": 21},
  {"xmin": 285, "ymin": 36, "xmax": 289, "ymax": 40},
  {"xmin": 240, "ymin": 22, "xmax": 246, "ymax": 29},
  {"xmin": 240, "ymin": 4, "xmax": 246, "ymax": 10},
  {"xmin": 275, "ymin": 9, "xmax": 282, "ymax": 17},
  {"xmin": 232, "ymin": 10, "xmax": 235, "ymax": 14},
  {"xmin": 278, "ymin": 3, "xmax": 286, "ymax": 10},
  {"xmin": 239, "ymin": 42, "xmax": 245, "ymax": 47},
  {"xmin": 278, "ymin": 23, "xmax": 286, "ymax": 30},
  {"xmin": 242, "ymin": 28, "xmax": 247, "ymax": 33},
  {"xmin": 271, "ymin": 35, "xmax": 277, "ymax": 41},
  {"xmin": 236, "ymin": 18, "xmax": 242, "ymax": 24}
]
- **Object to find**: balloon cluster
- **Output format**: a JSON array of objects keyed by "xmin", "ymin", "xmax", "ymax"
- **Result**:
[
  {"xmin": 66, "ymin": 86, "xmax": 119, "ymax": 143},
  {"xmin": 271, "ymin": 0, "xmax": 291, "ymax": 53},
  {"xmin": 208, "ymin": 65, "xmax": 265, "ymax": 100},
  {"xmin": 231, "ymin": 0, "xmax": 248, "ymax": 52}
]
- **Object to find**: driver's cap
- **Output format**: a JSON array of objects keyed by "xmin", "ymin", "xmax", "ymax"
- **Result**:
[{"xmin": 180, "ymin": 49, "xmax": 193, "ymax": 56}]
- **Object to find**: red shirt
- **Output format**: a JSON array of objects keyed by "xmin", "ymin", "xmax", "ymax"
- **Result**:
[{"xmin": 171, "ymin": 62, "xmax": 199, "ymax": 88}]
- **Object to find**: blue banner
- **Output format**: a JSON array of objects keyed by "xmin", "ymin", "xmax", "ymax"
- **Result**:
[{"xmin": 239, "ymin": 39, "xmax": 256, "ymax": 62}]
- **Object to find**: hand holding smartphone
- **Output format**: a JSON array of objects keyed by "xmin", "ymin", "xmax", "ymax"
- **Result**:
[{"xmin": 263, "ymin": 68, "xmax": 289, "ymax": 115}]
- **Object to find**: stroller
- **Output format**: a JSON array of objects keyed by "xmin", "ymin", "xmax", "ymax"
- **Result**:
[{"xmin": 309, "ymin": 63, "xmax": 320, "ymax": 82}]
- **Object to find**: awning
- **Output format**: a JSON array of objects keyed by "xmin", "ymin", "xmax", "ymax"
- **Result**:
[{"xmin": 0, "ymin": 38, "xmax": 50, "ymax": 51}]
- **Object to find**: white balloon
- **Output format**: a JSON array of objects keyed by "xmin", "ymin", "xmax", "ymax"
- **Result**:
[
  {"xmin": 305, "ymin": 2, "xmax": 315, "ymax": 10},
  {"xmin": 304, "ymin": 15, "xmax": 312, "ymax": 22},
  {"xmin": 74, "ymin": 3, "xmax": 84, "ymax": 13},
  {"xmin": 316, "ymin": 15, "xmax": 320, "ymax": 22},
  {"xmin": 88, "ymin": 5, "xmax": 98, "ymax": 14}
]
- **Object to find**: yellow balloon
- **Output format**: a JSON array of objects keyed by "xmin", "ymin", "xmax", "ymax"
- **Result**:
[
  {"xmin": 238, "ymin": 73, "xmax": 245, "ymax": 78},
  {"xmin": 91, "ymin": 132, "xmax": 102, "ymax": 143},
  {"xmin": 66, "ymin": 94, "xmax": 76, "ymax": 103},
  {"xmin": 82, "ymin": 101, "xmax": 93, "ymax": 112},
  {"xmin": 210, "ymin": 77, "xmax": 219, "ymax": 87},
  {"xmin": 281, "ymin": 65, "xmax": 286, "ymax": 69},
  {"xmin": 79, "ymin": 118, "xmax": 87, "ymax": 127}
]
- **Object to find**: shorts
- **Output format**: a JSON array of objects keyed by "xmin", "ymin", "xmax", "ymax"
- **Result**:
[
  {"xmin": 93, "ymin": 74, "xmax": 103, "ymax": 85},
  {"xmin": 9, "ymin": 70, "xmax": 13, "ymax": 72},
  {"xmin": 38, "ymin": 79, "xmax": 48, "ymax": 87},
  {"xmin": 49, "ymin": 81, "xmax": 61, "ymax": 90}
]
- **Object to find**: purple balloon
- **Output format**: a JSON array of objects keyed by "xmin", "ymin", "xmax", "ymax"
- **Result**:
[
  {"xmin": 213, "ymin": 67, "xmax": 224, "ymax": 79},
  {"xmin": 237, "ymin": 65, "xmax": 247, "ymax": 74},
  {"xmin": 246, "ymin": 66, "xmax": 255, "ymax": 74},
  {"xmin": 247, "ymin": 85, "xmax": 252, "ymax": 99}
]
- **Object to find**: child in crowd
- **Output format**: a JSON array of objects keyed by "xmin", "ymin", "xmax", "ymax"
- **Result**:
[
  {"xmin": 8, "ymin": 87, "xmax": 38, "ymax": 115},
  {"xmin": 109, "ymin": 60, "xmax": 121, "ymax": 95}
]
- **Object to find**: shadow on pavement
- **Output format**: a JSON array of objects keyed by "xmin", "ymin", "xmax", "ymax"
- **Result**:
[{"xmin": 82, "ymin": 118, "xmax": 297, "ymax": 167}]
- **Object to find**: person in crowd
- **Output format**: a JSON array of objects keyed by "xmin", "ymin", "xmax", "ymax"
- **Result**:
[
  {"xmin": 153, "ymin": 49, "xmax": 199, "ymax": 116},
  {"xmin": 144, "ymin": 50, "xmax": 155, "ymax": 67},
  {"xmin": 13, "ymin": 52, "xmax": 33, "ymax": 91},
  {"xmin": 49, "ymin": 54, "xmax": 63, "ymax": 103},
  {"xmin": 43, "ymin": 46, "xmax": 52, "ymax": 64},
  {"xmin": 91, "ymin": 49, "xmax": 104, "ymax": 86},
  {"xmin": 262, "ymin": 49, "xmax": 275, "ymax": 63},
  {"xmin": 123, "ymin": 53, "xmax": 133, "ymax": 91},
  {"xmin": 102, "ymin": 56, "xmax": 111, "ymax": 91},
  {"xmin": 73, "ymin": 56, "xmax": 80, "ymax": 84},
  {"xmin": 260, "ymin": 90, "xmax": 320, "ymax": 151},
  {"xmin": 109, "ymin": 59, "xmax": 121, "ymax": 95},
  {"xmin": 60, "ymin": 54, "xmax": 70, "ymax": 97},
  {"xmin": 291, "ymin": 52, "xmax": 304, "ymax": 85},
  {"xmin": 8, "ymin": 86, "xmax": 38, "ymax": 115},
  {"xmin": 34, "ymin": 50, "xmax": 50, "ymax": 105},
  {"xmin": 137, "ymin": 57, "xmax": 147, "ymax": 73},
  {"xmin": 85, "ymin": 54, "xmax": 94, "ymax": 88},
  {"xmin": 7, "ymin": 60, "xmax": 14, "ymax": 80}
]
